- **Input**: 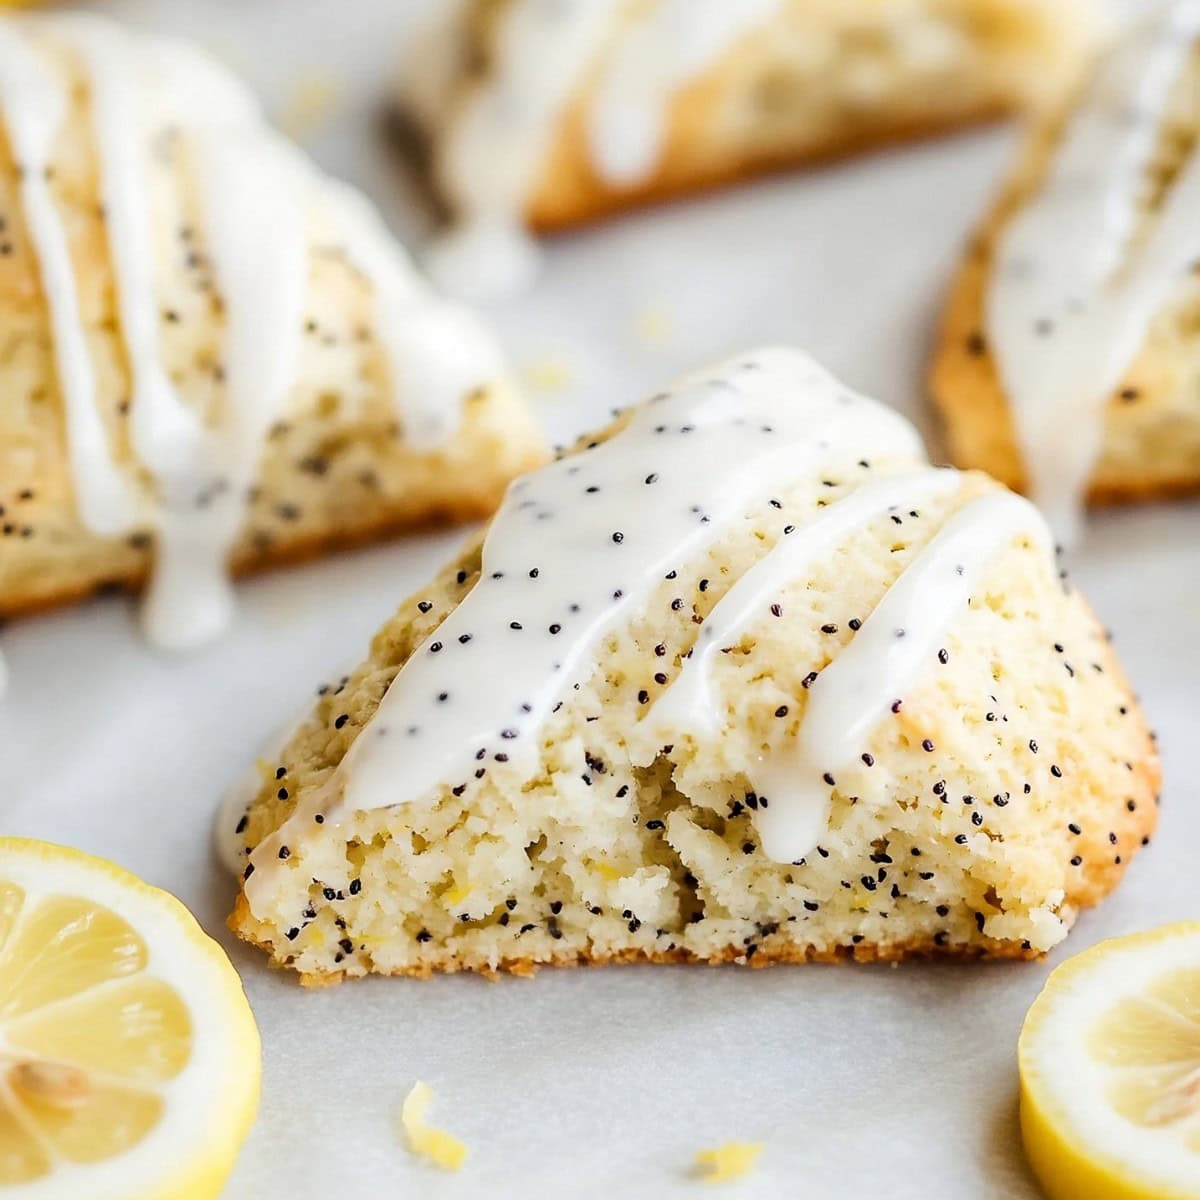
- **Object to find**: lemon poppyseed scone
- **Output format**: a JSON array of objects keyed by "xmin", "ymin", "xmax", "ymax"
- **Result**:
[
  {"xmin": 227, "ymin": 347, "xmax": 1159, "ymax": 985},
  {"xmin": 931, "ymin": 2, "xmax": 1200, "ymax": 541},
  {"xmin": 400, "ymin": 0, "xmax": 1100, "ymax": 297},
  {"xmin": 0, "ymin": 13, "xmax": 544, "ymax": 662}
]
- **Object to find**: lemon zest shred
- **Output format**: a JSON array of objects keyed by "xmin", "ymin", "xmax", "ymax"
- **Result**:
[
  {"xmin": 593, "ymin": 862, "xmax": 623, "ymax": 881},
  {"xmin": 694, "ymin": 1141, "xmax": 763, "ymax": 1183},
  {"xmin": 280, "ymin": 71, "xmax": 339, "ymax": 139},
  {"xmin": 635, "ymin": 305, "xmax": 674, "ymax": 345},
  {"xmin": 401, "ymin": 1082, "xmax": 468, "ymax": 1172},
  {"xmin": 522, "ymin": 357, "xmax": 573, "ymax": 393},
  {"xmin": 444, "ymin": 881, "xmax": 472, "ymax": 906}
]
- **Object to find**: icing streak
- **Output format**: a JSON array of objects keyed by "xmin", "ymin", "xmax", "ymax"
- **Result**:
[
  {"xmin": 0, "ymin": 13, "xmax": 502, "ymax": 655},
  {"xmin": 0, "ymin": 22, "xmax": 140, "ymax": 539},
  {"xmin": 424, "ymin": 0, "xmax": 781, "ymax": 300},
  {"xmin": 987, "ymin": 0, "xmax": 1200, "ymax": 543},
  {"xmin": 736, "ymin": 490, "xmax": 1046, "ymax": 863},
  {"xmin": 589, "ymin": 0, "xmax": 781, "ymax": 184},
  {"xmin": 646, "ymin": 469, "xmax": 963, "ymax": 740}
]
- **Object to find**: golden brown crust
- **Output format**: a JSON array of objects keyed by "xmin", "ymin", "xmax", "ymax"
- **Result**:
[
  {"xmin": 528, "ymin": 100, "xmax": 1010, "ymax": 234},
  {"xmin": 0, "ymin": 454, "xmax": 536, "ymax": 622},
  {"xmin": 230, "ymin": 890, "xmax": 1052, "ymax": 988},
  {"xmin": 932, "ymin": 233, "xmax": 1200, "ymax": 505}
]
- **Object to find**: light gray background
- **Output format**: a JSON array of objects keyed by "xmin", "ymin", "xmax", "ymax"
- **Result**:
[{"xmin": 0, "ymin": 3, "xmax": 1195, "ymax": 1197}]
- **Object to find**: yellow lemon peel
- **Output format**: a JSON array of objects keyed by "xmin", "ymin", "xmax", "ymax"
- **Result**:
[
  {"xmin": 522, "ymin": 357, "xmax": 573, "ymax": 393},
  {"xmin": 401, "ymin": 1082, "xmax": 468, "ymax": 1171},
  {"xmin": 694, "ymin": 1141, "xmax": 763, "ymax": 1183}
]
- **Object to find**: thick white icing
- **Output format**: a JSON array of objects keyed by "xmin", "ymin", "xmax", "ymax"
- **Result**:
[
  {"xmin": 0, "ymin": 22, "xmax": 141, "ymax": 539},
  {"xmin": 422, "ymin": 0, "xmax": 616, "ymax": 301},
  {"xmin": 0, "ymin": 14, "xmax": 504, "ymax": 658},
  {"xmin": 243, "ymin": 347, "xmax": 1044, "ymax": 915},
  {"xmin": 423, "ymin": 0, "xmax": 781, "ymax": 300},
  {"xmin": 322, "ymin": 178, "xmax": 505, "ymax": 449},
  {"xmin": 588, "ymin": 0, "xmax": 781, "ymax": 184},
  {"xmin": 714, "ymin": 489, "xmax": 1046, "ymax": 863},
  {"xmin": 646, "ymin": 469, "xmax": 963, "ymax": 739},
  {"xmin": 987, "ymin": 0, "xmax": 1200, "ymax": 543}
]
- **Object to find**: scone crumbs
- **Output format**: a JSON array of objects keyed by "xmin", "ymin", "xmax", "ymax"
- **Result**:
[
  {"xmin": 401, "ymin": 1082, "xmax": 468, "ymax": 1171},
  {"xmin": 694, "ymin": 1141, "xmax": 764, "ymax": 1183},
  {"xmin": 635, "ymin": 305, "xmax": 674, "ymax": 344},
  {"xmin": 522, "ymin": 356, "xmax": 573, "ymax": 393},
  {"xmin": 280, "ymin": 71, "xmax": 340, "ymax": 139}
]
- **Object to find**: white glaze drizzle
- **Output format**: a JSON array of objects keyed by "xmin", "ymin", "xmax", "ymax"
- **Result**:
[
  {"xmin": 656, "ymin": 483, "xmax": 1048, "ymax": 863},
  {"xmin": 422, "ymin": 0, "xmax": 616, "ymax": 301},
  {"xmin": 0, "ymin": 22, "xmax": 141, "ymax": 538},
  {"xmin": 0, "ymin": 14, "xmax": 504, "ymax": 658},
  {"xmin": 320, "ymin": 178, "xmax": 505, "ymax": 450},
  {"xmin": 646, "ymin": 468, "xmax": 962, "ymax": 738},
  {"xmin": 987, "ymin": 0, "xmax": 1200, "ymax": 544},
  {"xmin": 143, "ymin": 130, "xmax": 309, "ymax": 648},
  {"xmin": 244, "ymin": 347, "xmax": 923, "ymax": 911},
  {"xmin": 423, "ymin": 0, "xmax": 780, "ymax": 300},
  {"xmin": 588, "ymin": 0, "xmax": 781, "ymax": 185}
]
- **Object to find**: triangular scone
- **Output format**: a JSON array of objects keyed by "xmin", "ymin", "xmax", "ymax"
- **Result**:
[
  {"xmin": 932, "ymin": 5, "xmax": 1200, "ymax": 539},
  {"xmin": 0, "ymin": 14, "xmax": 543, "ymax": 654},
  {"xmin": 229, "ymin": 348, "xmax": 1158, "ymax": 985},
  {"xmin": 402, "ymin": 0, "xmax": 1098, "ymax": 296}
]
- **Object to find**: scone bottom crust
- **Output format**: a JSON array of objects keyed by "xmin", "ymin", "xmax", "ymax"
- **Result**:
[{"xmin": 228, "ymin": 349, "xmax": 1159, "ymax": 985}]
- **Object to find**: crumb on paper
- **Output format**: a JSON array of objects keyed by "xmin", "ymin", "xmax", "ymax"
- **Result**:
[
  {"xmin": 694, "ymin": 1141, "xmax": 764, "ymax": 1183},
  {"xmin": 280, "ymin": 71, "xmax": 340, "ymax": 139},
  {"xmin": 401, "ymin": 1081, "xmax": 468, "ymax": 1171},
  {"xmin": 522, "ymin": 357, "xmax": 573, "ymax": 393},
  {"xmin": 635, "ymin": 305, "xmax": 674, "ymax": 345}
]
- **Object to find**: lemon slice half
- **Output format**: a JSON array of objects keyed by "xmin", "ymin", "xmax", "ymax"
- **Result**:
[
  {"xmin": 0, "ymin": 838, "xmax": 260, "ymax": 1199},
  {"xmin": 1020, "ymin": 922, "xmax": 1200, "ymax": 1200}
]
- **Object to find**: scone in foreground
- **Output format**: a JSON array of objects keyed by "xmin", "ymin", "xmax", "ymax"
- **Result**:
[
  {"xmin": 229, "ymin": 348, "xmax": 1158, "ymax": 985},
  {"xmin": 932, "ymin": 2, "xmax": 1200, "ymax": 539},
  {"xmin": 403, "ymin": 0, "xmax": 1099, "ymax": 296},
  {"xmin": 0, "ymin": 13, "xmax": 543, "ymax": 659}
]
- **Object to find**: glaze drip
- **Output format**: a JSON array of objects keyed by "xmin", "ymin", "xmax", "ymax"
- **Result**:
[
  {"xmin": 422, "ymin": 0, "xmax": 781, "ymax": 300},
  {"xmin": 742, "ymin": 490, "xmax": 1046, "ymax": 862},
  {"xmin": 646, "ymin": 469, "xmax": 963, "ymax": 740},
  {"xmin": 987, "ymin": 0, "xmax": 1200, "ymax": 542},
  {"xmin": 0, "ymin": 13, "xmax": 505, "ymax": 662}
]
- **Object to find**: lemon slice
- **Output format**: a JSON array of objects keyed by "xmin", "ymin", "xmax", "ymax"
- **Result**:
[
  {"xmin": 0, "ymin": 838, "xmax": 260, "ymax": 1199},
  {"xmin": 1020, "ymin": 922, "xmax": 1200, "ymax": 1200}
]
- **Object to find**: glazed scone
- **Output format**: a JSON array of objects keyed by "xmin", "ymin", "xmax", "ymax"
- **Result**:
[
  {"xmin": 931, "ymin": 2, "xmax": 1200, "ymax": 540},
  {"xmin": 0, "ymin": 13, "xmax": 545, "ymax": 662},
  {"xmin": 401, "ymin": 0, "xmax": 1100, "ymax": 297},
  {"xmin": 227, "ymin": 348, "xmax": 1158, "ymax": 985}
]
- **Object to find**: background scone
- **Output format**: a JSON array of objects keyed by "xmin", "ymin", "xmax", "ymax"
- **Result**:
[
  {"xmin": 931, "ymin": 3, "xmax": 1200, "ymax": 540},
  {"xmin": 0, "ymin": 13, "xmax": 544, "ymax": 653},
  {"xmin": 402, "ymin": 0, "xmax": 1100, "ymax": 297},
  {"xmin": 227, "ymin": 348, "xmax": 1158, "ymax": 985}
]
